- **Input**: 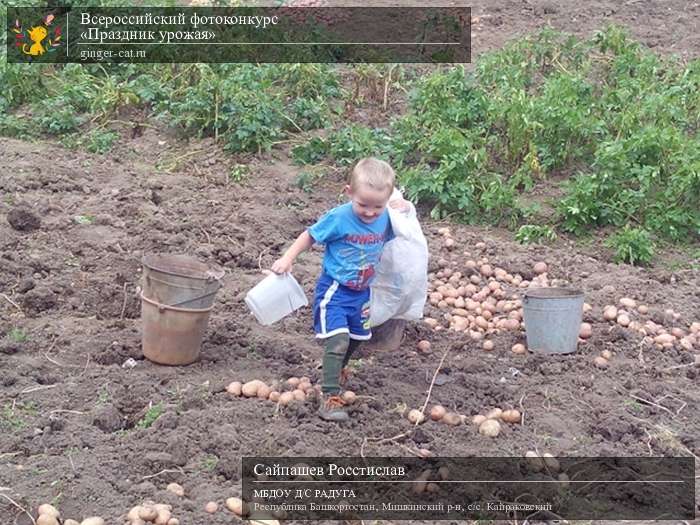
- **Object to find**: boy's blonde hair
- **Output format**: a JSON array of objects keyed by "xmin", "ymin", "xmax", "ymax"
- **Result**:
[{"xmin": 349, "ymin": 157, "xmax": 395, "ymax": 194}]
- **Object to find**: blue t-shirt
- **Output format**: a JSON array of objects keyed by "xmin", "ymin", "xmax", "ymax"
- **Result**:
[{"xmin": 308, "ymin": 202, "xmax": 394, "ymax": 290}]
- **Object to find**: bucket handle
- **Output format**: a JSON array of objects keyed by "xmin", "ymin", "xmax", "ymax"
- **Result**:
[{"xmin": 166, "ymin": 288, "xmax": 221, "ymax": 308}]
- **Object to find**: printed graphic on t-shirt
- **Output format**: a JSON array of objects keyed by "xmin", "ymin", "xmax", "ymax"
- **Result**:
[{"xmin": 308, "ymin": 203, "xmax": 394, "ymax": 290}]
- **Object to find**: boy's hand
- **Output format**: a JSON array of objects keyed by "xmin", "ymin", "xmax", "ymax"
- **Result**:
[{"xmin": 271, "ymin": 256, "xmax": 293, "ymax": 274}]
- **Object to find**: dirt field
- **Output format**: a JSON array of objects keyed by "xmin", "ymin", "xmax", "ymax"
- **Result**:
[{"xmin": 1, "ymin": 1, "xmax": 699, "ymax": 524}]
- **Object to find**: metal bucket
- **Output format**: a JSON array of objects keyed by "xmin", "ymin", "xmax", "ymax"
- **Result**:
[
  {"xmin": 142, "ymin": 254, "xmax": 224, "ymax": 309},
  {"xmin": 141, "ymin": 293, "xmax": 212, "ymax": 365},
  {"xmin": 522, "ymin": 287, "xmax": 584, "ymax": 355}
]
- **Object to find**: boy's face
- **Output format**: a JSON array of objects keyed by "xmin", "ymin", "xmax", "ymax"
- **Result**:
[{"xmin": 346, "ymin": 184, "xmax": 392, "ymax": 224}]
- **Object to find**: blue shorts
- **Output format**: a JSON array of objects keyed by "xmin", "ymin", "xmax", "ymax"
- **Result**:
[{"xmin": 313, "ymin": 273, "xmax": 372, "ymax": 340}]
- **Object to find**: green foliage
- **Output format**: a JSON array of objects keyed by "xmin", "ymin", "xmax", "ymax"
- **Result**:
[
  {"xmin": 515, "ymin": 225, "xmax": 557, "ymax": 244},
  {"xmin": 605, "ymin": 226, "xmax": 655, "ymax": 265},
  {"xmin": 136, "ymin": 402, "xmax": 163, "ymax": 429},
  {"xmin": 292, "ymin": 137, "xmax": 330, "ymax": 165},
  {"xmin": 294, "ymin": 168, "xmax": 325, "ymax": 193},
  {"xmin": 86, "ymin": 129, "xmax": 119, "ymax": 154},
  {"xmin": 8, "ymin": 327, "xmax": 28, "ymax": 343},
  {"xmin": 229, "ymin": 164, "xmax": 248, "ymax": 183},
  {"xmin": 328, "ymin": 125, "xmax": 391, "ymax": 165}
]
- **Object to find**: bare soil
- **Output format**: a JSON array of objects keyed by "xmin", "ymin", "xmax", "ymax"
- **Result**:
[{"xmin": 1, "ymin": 1, "xmax": 699, "ymax": 524}]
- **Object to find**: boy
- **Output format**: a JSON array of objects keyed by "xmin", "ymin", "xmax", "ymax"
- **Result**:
[{"xmin": 271, "ymin": 157, "xmax": 405, "ymax": 422}]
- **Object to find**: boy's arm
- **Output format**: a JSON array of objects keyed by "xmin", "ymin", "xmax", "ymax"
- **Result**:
[{"xmin": 271, "ymin": 230, "xmax": 314, "ymax": 274}]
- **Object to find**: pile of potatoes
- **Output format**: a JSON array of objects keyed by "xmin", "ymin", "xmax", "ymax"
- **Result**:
[
  {"xmin": 123, "ymin": 502, "xmax": 179, "ymax": 525},
  {"xmin": 35, "ymin": 504, "xmax": 104, "ymax": 525},
  {"xmin": 593, "ymin": 297, "xmax": 698, "ymax": 351},
  {"xmin": 226, "ymin": 377, "xmax": 318, "ymax": 406},
  {"xmin": 425, "ymin": 229, "xmax": 552, "ymax": 345},
  {"xmin": 525, "ymin": 451, "xmax": 569, "ymax": 485},
  {"xmin": 227, "ymin": 377, "xmax": 358, "ymax": 407},
  {"xmin": 471, "ymin": 408, "xmax": 521, "ymax": 438}
]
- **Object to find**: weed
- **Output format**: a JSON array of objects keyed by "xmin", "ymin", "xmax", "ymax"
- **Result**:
[
  {"xmin": 201, "ymin": 454, "xmax": 219, "ymax": 471},
  {"xmin": 96, "ymin": 385, "xmax": 111, "ymax": 406},
  {"xmin": 0, "ymin": 401, "xmax": 37, "ymax": 431},
  {"xmin": 9, "ymin": 327, "xmax": 27, "ymax": 343},
  {"xmin": 229, "ymin": 164, "xmax": 248, "ymax": 183},
  {"xmin": 515, "ymin": 225, "xmax": 557, "ymax": 244},
  {"xmin": 73, "ymin": 215, "xmax": 95, "ymax": 225},
  {"xmin": 294, "ymin": 168, "xmax": 325, "ymax": 193},
  {"xmin": 605, "ymin": 226, "xmax": 655, "ymax": 265},
  {"xmin": 136, "ymin": 402, "xmax": 163, "ymax": 429}
]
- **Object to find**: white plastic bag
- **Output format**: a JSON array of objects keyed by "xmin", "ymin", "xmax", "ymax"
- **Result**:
[{"xmin": 370, "ymin": 189, "xmax": 429, "ymax": 327}]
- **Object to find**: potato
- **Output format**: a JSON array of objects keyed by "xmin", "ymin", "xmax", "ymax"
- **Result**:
[
  {"xmin": 166, "ymin": 482, "xmax": 185, "ymax": 497},
  {"xmin": 619, "ymin": 297, "xmax": 637, "ymax": 308},
  {"xmin": 269, "ymin": 391, "xmax": 280, "ymax": 402},
  {"xmin": 155, "ymin": 509, "xmax": 171, "ymax": 525},
  {"xmin": 582, "ymin": 302, "xmax": 592, "ymax": 312},
  {"xmin": 601, "ymin": 350, "xmax": 613, "ymax": 360},
  {"xmin": 407, "ymin": 409, "xmax": 426, "ymax": 424},
  {"xmin": 36, "ymin": 516, "xmax": 59, "ymax": 525},
  {"xmin": 128, "ymin": 506, "xmax": 146, "ymax": 521},
  {"xmin": 525, "ymin": 451, "xmax": 544, "ymax": 472},
  {"xmin": 533, "ymin": 261, "xmax": 548, "ymax": 274},
  {"xmin": 426, "ymin": 482, "xmax": 440, "ymax": 493},
  {"xmin": 292, "ymin": 389, "xmax": 306, "ymax": 401},
  {"xmin": 430, "ymin": 405, "xmax": 446, "ymax": 421},
  {"xmin": 472, "ymin": 414, "xmax": 486, "ymax": 426},
  {"xmin": 80, "ymin": 518, "xmax": 105, "ymax": 525},
  {"xmin": 638, "ymin": 304, "xmax": 649, "ymax": 314},
  {"xmin": 278, "ymin": 391, "xmax": 294, "ymax": 406},
  {"xmin": 478, "ymin": 419, "xmax": 500, "ymax": 437},
  {"xmin": 542, "ymin": 453, "xmax": 560, "ymax": 472},
  {"xmin": 617, "ymin": 313, "xmax": 630, "ymax": 327},
  {"xmin": 226, "ymin": 497, "xmax": 247, "ymax": 517},
  {"xmin": 438, "ymin": 466, "xmax": 450, "ymax": 480},
  {"xmin": 479, "ymin": 264, "xmax": 493, "ymax": 277},
  {"xmin": 501, "ymin": 409, "xmax": 521, "ymax": 424},
  {"xmin": 64, "ymin": 521, "xmax": 80, "ymax": 525},
  {"xmin": 511, "ymin": 343, "xmax": 526, "ymax": 354},
  {"xmin": 138, "ymin": 506, "xmax": 158, "ymax": 522},
  {"xmin": 445, "ymin": 238, "xmax": 455, "ymax": 249},
  {"xmin": 558, "ymin": 472, "xmax": 570, "ymax": 487},
  {"xmin": 167, "ymin": 519, "xmax": 179, "ymax": 525},
  {"xmin": 690, "ymin": 322, "xmax": 700, "ymax": 334},
  {"xmin": 671, "ymin": 327, "xmax": 686, "ymax": 338},
  {"xmin": 226, "ymin": 381, "xmax": 242, "ymax": 396},
  {"xmin": 341, "ymin": 391, "xmax": 357, "ymax": 404},
  {"xmin": 424, "ymin": 318, "xmax": 438, "ymax": 327},
  {"xmin": 485, "ymin": 408, "xmax": 502, "ymax": 420},
  {"xmin": 38, "ymin": 504, "xmax": 60, "ymax": 519},
  {"xmin": 442, "ymin": 412, "xmax": 462, "ymax": 426},
  {"xmin": 416, "ymin": 340, "xmax": 431, "ymax": 353},
  {"xmin": 654, "ymin": 334, "xmax": 675, "ymax": 345},
  {"xmin": 579, "ymin": 323, "xmax": 592, "ymax": 339},
  {"xmin": 242, "ymin": 380, "xmax": 263, "ymax": 397},
  {"xmin": 680, "ymin": 337, "xmax": 694, "ymax": 351},
  {"xmin": 593, "ymin": 356, "xmax": 609, "ymax": 369},
  {"xmin": 603, "ymin": 306, "xmax": 618, "ymax": 321},
  {"xmin": 205, "ymin": 501, "xmax": 219, "ymax": 513},
  {"xmin": 257, "ymin": 385, "xmax": 272, "ymax": 400},
  {"xmin": 417, "ymin": 448, "xmax": 433, "ymax": 458},
  {"xmin": 286, "ymin": 377, "xmax": 300, "ymax": 388}
]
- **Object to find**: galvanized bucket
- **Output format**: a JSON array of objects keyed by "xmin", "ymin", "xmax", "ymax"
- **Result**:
[
  {"xmin": 522, "ymin": 287, "xmax": 584, "ymax": 355},
  {"xmin": 142, "ymin": 254, "xmax": 224, "ymax": 309},
  {"xmin": 141, "ymin": 293, "xmax": 212, "ymax": 365}
]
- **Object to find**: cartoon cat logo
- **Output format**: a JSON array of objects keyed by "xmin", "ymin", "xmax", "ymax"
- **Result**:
[{"xmin": 12, "ymin": 13, "xmax": 61, "ymax": 59}]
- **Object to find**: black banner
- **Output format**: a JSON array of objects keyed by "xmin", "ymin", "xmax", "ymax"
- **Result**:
[
  {"xmin": 241, "ymin": 456, "xmax": 695, "ymax": 520},
  {"xmin": 6, "ymin": 7, "xmax": 471, "ymax": 63}
]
